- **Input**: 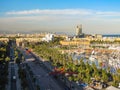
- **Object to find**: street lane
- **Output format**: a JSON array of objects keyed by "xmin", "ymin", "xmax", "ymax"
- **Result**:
[
  {"xmin": 9, "ymin": 43, "xmax": 17, "ymax": 90},
  {"xmin": 10, "ymin": 63, "xmax": 17, "ymax": 90}
]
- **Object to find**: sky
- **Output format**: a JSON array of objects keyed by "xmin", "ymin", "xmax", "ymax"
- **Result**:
[{"xmin": 0, "ymin": 0, "xmax": 120, "ymax": 34}]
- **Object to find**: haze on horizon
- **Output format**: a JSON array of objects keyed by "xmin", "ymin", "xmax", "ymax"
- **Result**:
[{"xmin": 0, "ymin": 0, "xmax": 120, "ymax": 35}]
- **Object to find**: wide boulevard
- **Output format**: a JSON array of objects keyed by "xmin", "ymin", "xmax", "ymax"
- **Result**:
[{"xmin": 20, "ymin": 48, "xmax": 67, "ymax": 90}]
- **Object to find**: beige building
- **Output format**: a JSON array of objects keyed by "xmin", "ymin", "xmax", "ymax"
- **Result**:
[
  {"xmin": 16, "ymin": 38, "xmax": 41, "ymax": 46},
  {"xmin": 0, "ymin": 38, "xmax": 9, "ymax": 42},
  {"xmin": 60, "ymin": 38, "xmax": 90, "ymax": 47},
  {"xmin": 76, "ymin": 25, "xmax": 82, "ymax": 36}
]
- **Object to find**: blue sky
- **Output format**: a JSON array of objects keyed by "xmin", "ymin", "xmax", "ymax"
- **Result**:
[
  {"xmin": 0, "ymin": 0, "xmax": 120, "ymax": 34},
  {"xmin": 1, "ymin": 0, "xmax": 120, "ymax": 11}
]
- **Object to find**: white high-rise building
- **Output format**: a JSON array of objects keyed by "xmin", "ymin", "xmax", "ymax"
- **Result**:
[{"xmin": 76, "ymin": 24, "xmax": 82, "ymax": 36}]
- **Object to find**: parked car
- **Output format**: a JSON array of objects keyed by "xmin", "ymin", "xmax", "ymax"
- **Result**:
[{"xmin": 12, "ymin": 76, "xmax": 16, "ymax": 82}]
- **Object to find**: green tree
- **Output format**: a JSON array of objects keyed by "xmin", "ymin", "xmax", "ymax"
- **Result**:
[
  {"xmin": 102, "ymin": 70, "xmax": 108, "ymax": 82},
  {"xmin": 5, "ymin": 57, "xmax": 10, "ymax": 61}
]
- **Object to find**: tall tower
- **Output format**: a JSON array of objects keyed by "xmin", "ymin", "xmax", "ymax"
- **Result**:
[{"xmin": 76, "ymin": 24, "xmax": 82, "ymax": 36}]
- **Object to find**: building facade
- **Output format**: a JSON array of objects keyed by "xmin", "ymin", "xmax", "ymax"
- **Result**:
[{"xmin": 76, "ymin": 25, "xmax": 82, "ymax": 37}]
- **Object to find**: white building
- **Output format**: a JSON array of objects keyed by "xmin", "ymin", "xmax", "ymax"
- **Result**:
[{"xmin": 42, "ymin": 33, "xmax": 54, "ymax": 42}]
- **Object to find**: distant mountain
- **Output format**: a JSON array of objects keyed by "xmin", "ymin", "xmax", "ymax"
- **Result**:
[{"xmin": 0, "ymin": 30, "xmax": 75, "ymax": 35}]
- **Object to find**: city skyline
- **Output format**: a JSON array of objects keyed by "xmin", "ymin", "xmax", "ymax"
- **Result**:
[{"xmin": 0, "ymin": 0, "xmax": 120, "ymax": 34}]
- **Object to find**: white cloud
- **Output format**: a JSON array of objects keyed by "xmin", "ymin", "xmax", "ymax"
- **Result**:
[
  {"xmin": 1, "ymin": 9, "xmax": 120, "ymax": 34},
  {"xmin": 6, "ymin": 9, "xmax": 93, "ymax": 15},
  {"xmin": 5, "ymin": 9, "xmax": 120, "ymax": 17},
  {"xmin": 96, "ymin": 11, "xmax": 120, "ymax": 16}
]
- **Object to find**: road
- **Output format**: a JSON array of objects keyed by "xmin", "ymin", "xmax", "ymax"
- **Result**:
[
  {"xmin": 9, "ymin": 43, "xmax": 17, "ymax": 90},
  {"xmin": 25, "ymin": 66, "xmax": 35, "ymax": 90},
  {"xmin": 20, "ymin": 48, "xmax": 67, "ymax": 90},
  {"xmin": 31, "ymin": 51, "xmax": 83, "ymax": 90},
  {"xmin": 29, "ymin": 61, "xmax": 65, "ymax": 90},
  {"xmin": 31, "ymin": 54, "xmax": 69, "ymax": 89},
  {"xmin": 10, "ymin": 63, "xmax": 17, "ymax": 90}
]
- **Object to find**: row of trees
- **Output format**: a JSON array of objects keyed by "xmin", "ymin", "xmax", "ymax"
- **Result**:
[
  {"xmin": 18, "ymin": 67, "xmax": 28, "ymax": 90},
  {"xmin": 0, "ymin": 42, "xmax": 10, "ymax": 90},
  {"xmin": 14, "ymin": 48, "xmax": 29, "ymax": 90},
  {"xmin": 90, "ymin": 39, "xmax": 120, "ymax": 44},
  {"xmin": 25, "ymin": 64, "xmax": 40, "ymax": 90},
  {"xmin": 28, "ymin": 40, "xmax": 120, "ymax": 87},
  {"xmin": 16, "ymin": 47, "xmax": 40, "ymax": 90}
]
